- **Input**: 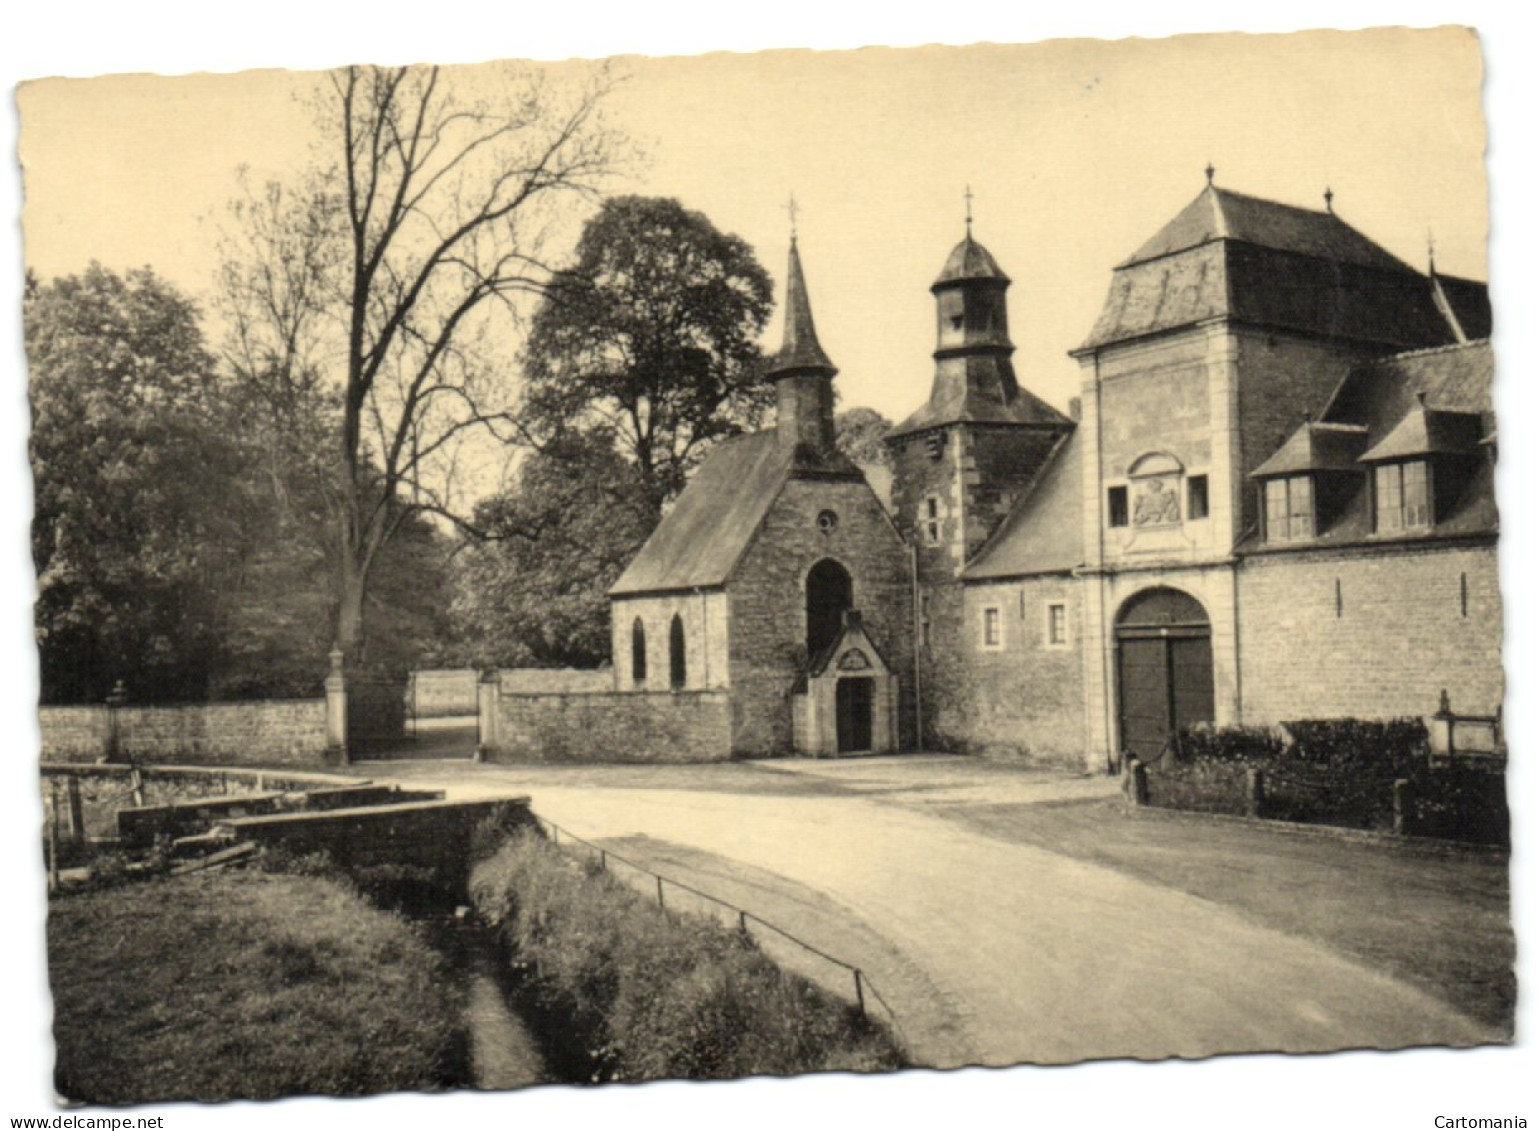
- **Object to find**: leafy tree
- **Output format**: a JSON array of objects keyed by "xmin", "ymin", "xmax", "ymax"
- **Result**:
[
  {"xmin": 835, "ymin": 406, "xmax": 894, "ymax": 468},
  {"xmin": 220, "ymin": 63, "xmax": 624, "ymax": 668},
  {"xmin": 520, "ymin": 195, "xmax": 774, "ymax": 511},
  {"xmin": 26, "ymin": 264, "xmax": 243, "ymax": 702},
  {"xmin": 446, "ymin": 431, "xmax": 656, "ymax": 669}
]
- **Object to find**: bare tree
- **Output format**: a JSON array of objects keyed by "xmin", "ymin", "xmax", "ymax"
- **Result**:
[{"xmin": 220, "ymin": 62, "xmax": 624, "ymax": 665}]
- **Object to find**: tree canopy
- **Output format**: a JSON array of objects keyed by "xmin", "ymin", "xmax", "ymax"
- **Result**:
[
  {"xmin": 219, "ymin": 62, "xmax": 624, "ymax": 668},
  {"xmin": 26, "ymin": 264, "xmax": 243, "ymax": 701},
  {"xmin": 520, "ymin": 195, "xmax": 775, "ymax": 510},
  {"xmin": 446, "ymin": 432, "xmax": 656, "ymax": 669}
]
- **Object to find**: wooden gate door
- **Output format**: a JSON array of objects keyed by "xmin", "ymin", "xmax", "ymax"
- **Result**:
[
  {"xmin": 1115, "ymin": 588, "xmax": 1213, "ymax": 765},
  {"xmin": 1117, "ymin": 637, "xmax": 1173, "ymax": 761},
  {"xmin": 836, "ymin": 677, "xmax": 874, "ymax": 753}
]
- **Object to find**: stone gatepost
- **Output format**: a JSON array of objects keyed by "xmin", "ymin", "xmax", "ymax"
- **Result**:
[
  {"xmin": 324, "ymin": 648, "xmax": 348, "ymax": 765},
  {"xmin": 102, "ymin": 679, "xmax": 128, "ymax": 765},
  {"xmin": 476, "ymin": 668, "xmax": 501, "ymax": 762}
]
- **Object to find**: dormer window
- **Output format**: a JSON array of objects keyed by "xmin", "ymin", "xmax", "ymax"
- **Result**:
[
  {"xmin": 1263, "ymin": 475, "xmax": 1314, "ymax": 542},
  {"xmin": 1374, "ymin": 460, "xmax": 1431, "ymax": 533}
]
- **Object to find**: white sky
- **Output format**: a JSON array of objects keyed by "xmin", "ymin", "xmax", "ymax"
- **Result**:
[
  {"xmin": 17, "ymin": 31, "xmax": 1491, "ymax": 424},
  {"xmin": 4, "ymin": 4, "xmax": 1537, "ymax": 1129}
]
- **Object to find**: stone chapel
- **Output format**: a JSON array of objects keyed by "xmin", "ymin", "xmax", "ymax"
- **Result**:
[{"xmin": 606, "ymin": 175, "xmax": 1500, "ymax": 770}]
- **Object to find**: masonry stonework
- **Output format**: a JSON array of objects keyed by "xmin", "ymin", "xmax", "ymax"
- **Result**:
[
  {"xmin": 726, "ymin": 478, "xmax": 913, "ymax": 756},
  {"xmin": 1238, "ymin": 543, "xmax": 1502, "ymax": 722},
  {"xmin": 489, "ymin": 690, "xmax": 733, "ymax": 763}
]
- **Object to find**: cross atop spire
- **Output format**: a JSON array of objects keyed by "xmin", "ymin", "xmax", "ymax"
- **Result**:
[
  {"xmin": 964, "ymin": 184, "xmax": 974, "ymax": 234},
  {"xmin": 784, "ymin": 192, "xmax": 801, "ymax": 239},
  {"xmin": 1324, "ymin": 186, "xmax": 1334, "ymax": 214},
  {"xmin": 1205, "ymin": 162, "xmax": 1215, "ymax": 186}
]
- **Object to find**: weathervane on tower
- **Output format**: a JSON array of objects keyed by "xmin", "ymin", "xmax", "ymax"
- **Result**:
[
  {"xmin": 964, "ymin": 184, "xmax": 974, "ymax": 235},
  {"xmin": 784, "ymin": 192, "xmax": 800, "ymax": 240}
]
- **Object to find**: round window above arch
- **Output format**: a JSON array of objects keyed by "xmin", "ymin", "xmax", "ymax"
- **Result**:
[{"xmin": 817, "ymin": 509, "xmax": 839, "ymax": 534}]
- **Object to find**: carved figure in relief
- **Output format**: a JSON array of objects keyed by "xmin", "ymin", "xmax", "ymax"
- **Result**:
[{"xmin": 1133, "ymin": 478, "xmax": 1180, "ymax": 526}]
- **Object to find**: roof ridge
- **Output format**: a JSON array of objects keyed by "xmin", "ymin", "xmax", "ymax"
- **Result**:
[
  {"xmin": 964, "ymin": 428, "xmax": 1075, "ymax": 569},
  {"xmin": 1361, "ymin": 338, "xmax": 1493, "ymax": 366}
]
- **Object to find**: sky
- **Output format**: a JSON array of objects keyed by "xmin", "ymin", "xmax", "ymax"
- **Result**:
[
  {"xmin": 16, "ymin": 28, "xmax": 1490, "ymax": 425},
  {"xmin": 4, "ymin": 4, "xmax": 1537, "ymax": 1129}
]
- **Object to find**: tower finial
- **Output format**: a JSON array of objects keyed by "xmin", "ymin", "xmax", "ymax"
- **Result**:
[
  {"xmin": 1324, "ymin": 186, "xmax": 1334, "ymax": 214},
  {"xmin": 964, "ymin": 184, "xmax": 974, "ymax": 235},
  {"xmin": 1427, "ymin": 227, "xmax": 1438, "ymax": 273},
  {"xmin": 1205, "ymin": 162, "xmax": 1215, "ymax": 186},
  {"xmin": 784, "ymin": 192, "xmax": 800, "ymax": 240}
]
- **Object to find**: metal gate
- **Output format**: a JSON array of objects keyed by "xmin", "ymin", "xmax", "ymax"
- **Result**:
[{"xmin": 1115, "ymin": 588, "xmax": 1213, "ymax": 764}]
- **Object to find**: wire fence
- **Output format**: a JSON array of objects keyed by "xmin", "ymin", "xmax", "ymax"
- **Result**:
[{"xmin": 533, "ymin": 815, "xmax": 901, "ymax": 1037}]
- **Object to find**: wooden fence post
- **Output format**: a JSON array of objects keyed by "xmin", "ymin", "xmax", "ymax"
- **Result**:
[
  {"xmin": 65, "ymin": 776, "xmax": 85, "ymax": 843},
  {"xmin": 1392, "ymin": 779, "xmax": 1412, "ymax": 836},
  {"xmin": 1245, "ymin": 768, "xmax": 1265, "ymax": 818},
  {"xmin": 1127, "ymin": 758, "xmax": 1149, "ymax": 806}
]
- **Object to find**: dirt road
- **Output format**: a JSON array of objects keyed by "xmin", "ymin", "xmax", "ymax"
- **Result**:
[{"xmin": 365, "ymin": 756, "xmax": 1504, "ymax": 1067}]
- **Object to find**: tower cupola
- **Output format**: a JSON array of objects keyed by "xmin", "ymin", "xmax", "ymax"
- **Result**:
[{"xmin": 768, "ymin": 235, "xmax": 838, "ymax": 458}]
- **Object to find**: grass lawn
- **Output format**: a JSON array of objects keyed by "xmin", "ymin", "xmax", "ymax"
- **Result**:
[
  {"xmin": 48, "ymin": 868, "xmax": 465, "ymax": 1104},
  {"xmin": 932, "ymin": 798, "xmax": 1515, "ymax": 1035}
]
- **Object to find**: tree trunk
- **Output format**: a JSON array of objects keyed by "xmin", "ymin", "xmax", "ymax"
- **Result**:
[{"xmin": 337, "ymin": 559, "xmax": 366, "ymax": 666}]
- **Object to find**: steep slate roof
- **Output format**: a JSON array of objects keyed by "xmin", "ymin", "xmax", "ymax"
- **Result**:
[
  {"xmin": 1242, "ymin": 338, "xmax": 1497, "ymax": 553},
  {"xmin": 1123, "ymin": 185, "xmax": 1413, "ymax": 271},
  {"xmin": 1080, "ymin": 184, "xmax": 1490, "ymax": 353},
  {"xmin": 1358, "ymin": 404, "xmax": 1485, "ymax": 463},
  {"xmin": 963, "ymin": 431, "xmax": 1083, "ymax": 580},
  {"xmin": 770, "ymin": 237, "xmax": 838, "ymax": 377},
  {"xmin": 890, "ymin": 367, "xmax": 1071, "ymax": 436},
  {"xmin": 1250, "ymin": 422, "xmax": 1369, "ymax": 478},
  {"xmin": 934, "ymin": 233, "xmax": 1011, "ymax": 287},
  {"xmin": 609, "ymin": 431, "xmax": 789, "ymax": 596}
]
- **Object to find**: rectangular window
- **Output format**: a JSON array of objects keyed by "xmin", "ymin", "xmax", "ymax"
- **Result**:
[
  {"xmin": 981, "ymin": 606, "xmax": 1003, "ymax": 650},
  {"xmin": 1264, "ymin": 475, "xmax": 1314, "ymax": 542},
  {"xmin": 1108, "ymin": 485, "xmax": 1129, "ymax": 528},
  {"xmin": 1047, "ymin": 602, "xmax": 1068, "ymax": 647},
  {"xmin": 1186, "ymin": 474, "xmax": 1209, "ymax": 521},
  {"xmin": 1374, "ymin": 461, "xmax": 1431, "ymax": 533},
  {"xmin": 924, "ymin": 495, "xmax": 941, "ymax": 545}
]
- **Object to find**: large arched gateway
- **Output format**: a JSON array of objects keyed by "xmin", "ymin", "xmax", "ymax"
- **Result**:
[{"xmin": 1115, "ymin": 587, "xmax": 1214, "ymax": 763}]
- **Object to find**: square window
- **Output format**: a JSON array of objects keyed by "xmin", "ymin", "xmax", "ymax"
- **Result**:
[
  {"xmin": 1187, "ymin": 474, "xmax": 1209, "ymax": 521},
  {"xmin": 1108, "ymin": 485, "xmax": 1129, "ymax": 528}
]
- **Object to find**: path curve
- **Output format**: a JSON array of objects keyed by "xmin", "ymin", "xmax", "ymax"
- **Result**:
[{"xmin": 382, "ymin": 768, "xmax": 1500, "ymax": 1067}]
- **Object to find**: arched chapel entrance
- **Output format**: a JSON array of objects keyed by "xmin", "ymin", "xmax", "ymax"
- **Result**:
[
  {"xmin": 1115, "ymin": 587, "xmax": 1214, "ymax": 764},
  {"xmin": 805, "ymin": 558, "xmax": 853, "ymax": 658}
]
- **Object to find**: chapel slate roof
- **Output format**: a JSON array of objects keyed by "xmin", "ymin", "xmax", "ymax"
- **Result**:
[
  {"xmin": 963, "ymin": 431, "xmax": 1083, "ymax": 581},
  {"xmin": 608, "ymin": 431, "xmax": 788, "ymax": 596},
  {"xmin": 608, "ymin": 430, "xmax": 864, "ymax": 596},
  {"xmin": 1079, "ymin": 185, "xmax": 1490, "ymax": 353}
]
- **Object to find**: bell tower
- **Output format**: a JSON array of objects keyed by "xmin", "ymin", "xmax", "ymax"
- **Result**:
[{"xmin": 888, "ymin": 199, "xmax": 1074, "ymax": 580}]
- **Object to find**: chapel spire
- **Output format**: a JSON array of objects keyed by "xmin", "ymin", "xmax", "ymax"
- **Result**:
[{"xmin": 769, "ymin": 230, "xmax": 838, "ymax": 458}]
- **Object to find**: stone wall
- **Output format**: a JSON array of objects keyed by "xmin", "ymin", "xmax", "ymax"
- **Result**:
[
  {"xmin": 726, "ymin": 477, "xmax": 914, "ymax": 756},
  {"xmin": 926, "ymin": 577, "xmax": 1085, "ymax": 766},
  {"xmin": 409, "ymin": 668, "xmax": 480, "ymax": 716},
  {"xmin": 609, "ymin": 592, "xmax": 730, "ymax": 692},
  {"xmin": 487, "ymin": 690, "xmax": 734, "ymax": 763},
  {"xmin": 1238, "ymin": 541, "xmax": 1503, "ymax": 723},
  {"xmin": 499, "ymin": 668, "xmax": 616, "ymax": 695},
  {"xmin": 38, "ymin": 699, "xmax": 329, "ymax": 766}
]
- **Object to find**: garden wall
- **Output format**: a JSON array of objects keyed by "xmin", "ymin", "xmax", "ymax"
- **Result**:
[
  {"xmin": 38, "ymin": 699, "xmax": 329, "ymax": 766},
  {"xmin": 486, "ymin": 689, "xmax": 733, "ymax": 763}
]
